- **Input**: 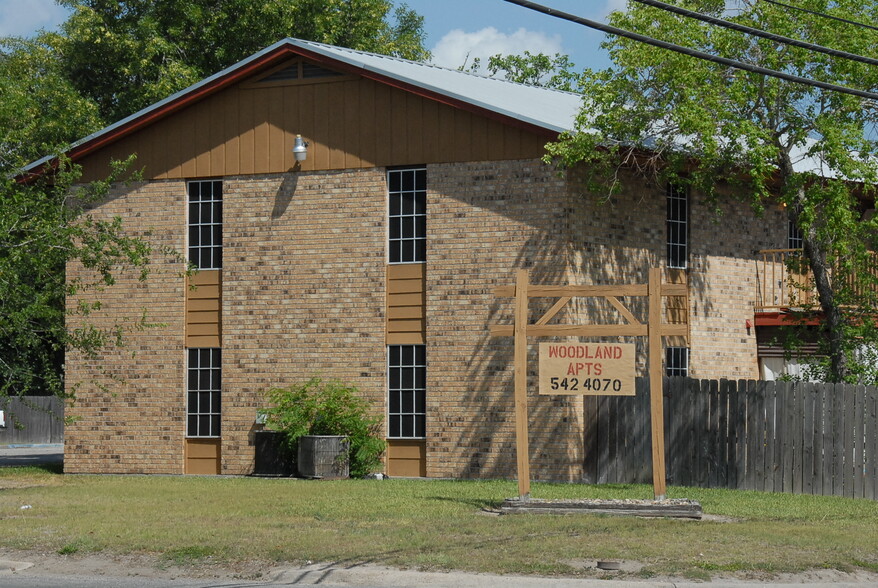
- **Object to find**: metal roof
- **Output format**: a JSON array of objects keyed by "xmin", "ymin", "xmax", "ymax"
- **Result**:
[
  {"xmin": 290, "ymin": 39, "xmax": 583, "ymax": 133},
  {"xmin": 24, "ymin": 38, "xmax": 582, "ymax": 174}
]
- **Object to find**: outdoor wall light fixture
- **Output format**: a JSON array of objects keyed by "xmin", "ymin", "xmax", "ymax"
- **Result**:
[{"xmin": 293, "ymin": 135, "xmax": 309, "ymax": 162}]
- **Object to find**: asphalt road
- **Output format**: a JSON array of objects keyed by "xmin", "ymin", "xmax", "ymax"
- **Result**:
[{"xmin": 0, "ymin": 444, "xmax": 63, "ymax": 467}]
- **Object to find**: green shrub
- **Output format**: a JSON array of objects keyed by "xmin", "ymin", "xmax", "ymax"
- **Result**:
[{"xmin": 262, "ymin": 378, "xmax": 386, "ymax": 478}]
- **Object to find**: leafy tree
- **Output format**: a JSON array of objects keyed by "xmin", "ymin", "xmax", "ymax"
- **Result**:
[
  {"xmin": 56, "ymin": 0, "xmax": 429, "ymax": 123},
  {"xmin": 0, "ymin": 35, "xmax": 101, "ymax": 170},
  {"xmin": 0, "ymin": 36, "xmax": 136, "ymax": 398},
  {"xmin": 0, "ymin": 158, "xmax": 155, "ymax": 397},
  {"xmin": 467, "ymin": 51, "xmax": 580, "ymax": 91},
  {"xmin": 546, "ymin": 0, "xmax": 878, "ymax": 383},
  {"xmin": 0, "ymin": 35, "xmax": 158, "ymax": 398}
]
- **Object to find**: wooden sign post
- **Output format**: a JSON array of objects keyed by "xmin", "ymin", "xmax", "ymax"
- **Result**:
[{"xmin": 490, "ymin": 268, "xmax": 687, "ymax": 501}]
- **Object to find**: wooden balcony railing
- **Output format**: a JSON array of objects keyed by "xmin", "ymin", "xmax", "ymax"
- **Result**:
[
  {"xmin": 755, "ymin": 249, "xmax": 878, "ymax": 312},
  {"xmin": 755, "ymin": 249, "xmax": 814, "ymax": 311}
]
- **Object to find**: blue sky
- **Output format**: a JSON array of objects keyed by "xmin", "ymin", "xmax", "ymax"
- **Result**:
[
  {"xmin": 407, "ymin": 0, "xmax": 623, "ymax": 71},
  {"xmin": 0, "ymin": 0, "xmax": 623, "ymax": 72}
]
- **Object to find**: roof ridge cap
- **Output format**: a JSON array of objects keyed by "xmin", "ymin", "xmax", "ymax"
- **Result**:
[{"xmin": 287, "ymin": 37, "xmax": 582, "ymax": 97}]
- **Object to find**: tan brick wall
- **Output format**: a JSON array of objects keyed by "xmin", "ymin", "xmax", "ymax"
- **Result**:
[
  {"xmin": 66, "ymin": 162, "xmax": 787, "ymax": 480},
  {"xmin": 426, "ymin": 159, "xmax": 583, "ymax": 481},
  {"xmin": 566, "ymin": 169, "xmax": 788, "ymax": 380},
  {"xmin": 689, "ymin": 196, "xmax": 787, "ymax": 379},
  {"xmin": 65, "ymin": 180, "xmax": 188, "ymax": 474},
  {"xmin": 567, "ymin": 169, "xmax": 662, "ymax": 374},
  {"xmin": 220, "ymin": 170, "xmax": 388, "ymax": 475}
]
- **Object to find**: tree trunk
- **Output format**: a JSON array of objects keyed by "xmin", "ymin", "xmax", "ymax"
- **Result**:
[
  {"xmin": 780, "ymin": 154, "xmax": 849, "ymax": 382},
  {"xmin": 802, "ymin": 222, "xmax": 848, "ymax": 380}
]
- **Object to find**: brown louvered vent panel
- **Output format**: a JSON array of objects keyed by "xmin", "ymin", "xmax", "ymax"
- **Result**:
[
  {"xmin": 386, "ymin": 263, "xmax": 426, "ymax": 345},
  {"xmin": 665, "ymin": 268, "xmax": 689, "ymax": 342},
  {"xmin": 386, "ymin": 439, "xmax": 427, "ymax": 477},
  {"xmin": 301, "ymin": 62, "xmax": 342, "ymax": 79},
  {"xmin": 186, "ymin": 270, "xmax": 221, "ymax": 347},
  {"xmin": 254, "ymin": 60, "xmax": 344, "ymax": 85},
  {"xmin": 757, "ymin": 325, "xmax": 820, "ymax": 358},
  {"xmin": 184, "ymin": 438, "xmax": 221, "ymax": 474},
  {"xmin": 260, "ymin": 66, "xmax": 299, "ymax": 84}
]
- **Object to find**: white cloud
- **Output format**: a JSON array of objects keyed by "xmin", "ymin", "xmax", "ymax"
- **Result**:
[
  {"xmin": 600, "ymin": 0, "xmax": 628, "ymax": 18},
  {"xmin": 0, "ymin": 0, "xmax": 70, "ymax": 38},
  {"xmin": 430, "ymin": 27, "xmax": 565, "ymax": 71}
]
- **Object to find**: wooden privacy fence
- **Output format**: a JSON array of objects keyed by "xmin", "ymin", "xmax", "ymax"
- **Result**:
[
  {"xmin": 0, "ymin": 396, "xmax": 64, "ymax": 445},
  {"xmin": 585, "ymin": 378, "xmax": 878, "ymax": 499}
]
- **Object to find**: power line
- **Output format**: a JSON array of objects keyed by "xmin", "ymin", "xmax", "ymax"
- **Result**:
[
  {"xmin": 500, "ymin": 0, "xmax": 878, "ymax": 101},
  {"xmin": 760, "ymin": 0, "xmax": 878, "ymax": 33},
  {"xmin": 632, "ymin": 0, "xmax": 878, "ymax": 67}
]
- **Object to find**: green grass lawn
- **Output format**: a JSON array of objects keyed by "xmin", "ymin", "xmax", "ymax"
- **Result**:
[{"xmin": 2, "ymin": 464, "xmax": 877, "ymax": 580}]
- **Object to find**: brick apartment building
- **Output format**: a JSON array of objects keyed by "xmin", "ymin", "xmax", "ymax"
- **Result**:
[{"xmin": 27, "ymin": 39, "xmax": 799, "ymax": 479}]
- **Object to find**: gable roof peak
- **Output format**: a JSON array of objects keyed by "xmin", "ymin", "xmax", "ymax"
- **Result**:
[{"xmin": 24, "ymin": 37, "xmax": 582, "ymax": 176}]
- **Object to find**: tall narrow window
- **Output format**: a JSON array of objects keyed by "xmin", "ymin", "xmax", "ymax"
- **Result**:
[
  {"xmin": 667, "ymin": 183, "xmax": 688, "ymax": 269},
  {"xmin": 788, "ymin": 220, "xmax": 803, "ymax": 249},
  {"xmin": 387, "ymin": 345, "xmax": 426, "ymax": 438},
  {"xmin": 187, "ymin": 348, "xmax": 221, "ymax": 437},
  {"xmin": 188, "ymin": 180, "xmax": 223, "ymax": 269},
  {"xmin": 666, "ymin": 347, "xmax": 689, "ymax": 377},
  {"xmin": 388, "ymin": 167, "xmax": 426, "ymax": 263}
]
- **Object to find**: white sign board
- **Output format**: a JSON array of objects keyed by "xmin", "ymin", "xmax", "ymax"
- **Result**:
[{"xmin": 538, "ymin": 342, "xmax": 636, "ymax": 396}]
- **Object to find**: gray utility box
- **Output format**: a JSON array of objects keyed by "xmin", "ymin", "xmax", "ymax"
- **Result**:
[
  {"xmin": 252, "ymin": 430, "xmax": 295, "ymax": 477},
  {"xmin": 297, "ymin": 435, "xmax": 349, "ymax": 479}
]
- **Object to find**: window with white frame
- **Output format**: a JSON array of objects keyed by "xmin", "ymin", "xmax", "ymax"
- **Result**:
[
  {"xmin": 188, "ymin": 180, "xmax": 223, "ymax": 270},
  {"xmin": 387, "ymin": 344, "xmax": 426, "ymax": 438},
  {"xmin": 187, "ymin": 348, "xmax": 221, "ymax": 437},
  {"xmin": 788, "ymin": 219, "xmax": 803, "ymax": 249},
  {"xmin": 665, "ymin": 347, "xmax": 689, "ymax": 377},
  {"xmin": 667, "ymin": 183, "xmax": 688, "ymax": 269},
  {"xmin": 388, "ymin": 167, "xmax": 426, "ymax": 263}
]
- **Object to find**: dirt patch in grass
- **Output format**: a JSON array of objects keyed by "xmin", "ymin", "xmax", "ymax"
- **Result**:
[{"xmin": 699, "ymin": 513, "xmax": 741, "ymax": 523}]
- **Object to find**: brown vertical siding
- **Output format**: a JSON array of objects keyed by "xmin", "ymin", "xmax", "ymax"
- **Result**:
[
  {"xmin": 386, "ymin": 263, "xmax": 426, "ymax": 345},
  {"xmin": 343, "ymin": 81, "xmax": 362, "ymax": 168},
  {"xmin": 268, "ymin": 86, "xmax": 286, "ymax": 172},
  {"xmin": 76, "ymin": 72, "xmax": 550, "ymax": 182},
  {"xmin": 179, "ymin": 102, "xmax": 197, "ymax": 177},
  {"xmin": 194, "ymin": 100, "xmax": 212, "ymax": 176},
  {"xmin": 238, "ymin": 90, "xmax": 255, "ymax": 176}
]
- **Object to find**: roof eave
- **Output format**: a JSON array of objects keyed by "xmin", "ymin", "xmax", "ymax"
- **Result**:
[{"xmin": 22, "ymin": 40, "xmax": 303, "ymax": 177}]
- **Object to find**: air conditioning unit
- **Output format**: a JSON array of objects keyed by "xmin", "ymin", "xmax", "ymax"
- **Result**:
[{"xmin": 297, "ymin": 435, "xmax": 349, "ymax": 479}]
